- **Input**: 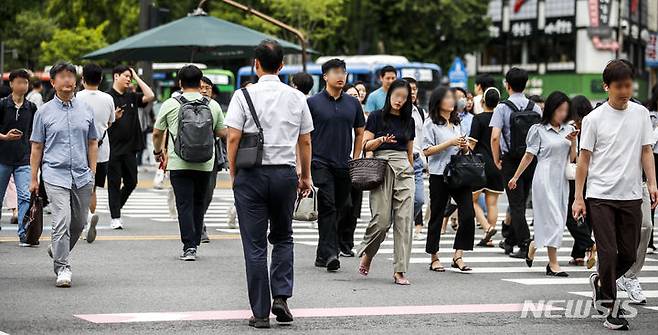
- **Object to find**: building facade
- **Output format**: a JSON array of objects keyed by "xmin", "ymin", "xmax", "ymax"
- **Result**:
[{"xmin": 476, "ymin": 0, "xmax": 658, "ymax": 100}]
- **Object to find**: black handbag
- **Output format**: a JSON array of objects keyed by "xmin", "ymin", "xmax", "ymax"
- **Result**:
[
  {"xmin": 348, "ymin": 145, "xmax": 388, "ymax": 191},
  {"xmin": 443, "ymin": 149, "xmax": 486, "ymax": 189},
  {"xmin": 235, "ymin": 88, "xmax": 264, "ymax": 169},
  {"xmin": 23, "ymin": 193, "xmax": 43, "ymax": 245}
]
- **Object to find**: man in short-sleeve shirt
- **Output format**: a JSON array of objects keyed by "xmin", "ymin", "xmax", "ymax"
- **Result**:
[
  {"xmin": 364, "ymin": 65, "xmax": 397, "ymax": 113},
  {"xmin": 29, "ymin": 63, "xmax": 99, "ymax": 288},
  {"xmin": 489, "ymin": 67, "xmax": 542, "ymax": 257},
  {"xmin": 106, "ymin": 65, "xmax": 155, "ymax": 229},
  {"xmin": 152, "ymin": 65, "xmax": 225, "ymax": 259},
  {"xmin": 573, "ymin": 60, "xmax": 658, "ymax": 330},
  {"xmin": 307, "ymin": 59, "xmax": 365, "ymax": 271},
  {"xmin": 224, "ymin": 40, "xmax": 313, "ymax": 328}
]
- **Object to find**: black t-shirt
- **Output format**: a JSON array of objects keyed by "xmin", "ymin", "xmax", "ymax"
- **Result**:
[
  {"xmin": 364, "ymin": 109, "xmax": 415, "ymax": 152},
  {"xmin": 308, "ymin": 90, "xmax": 366, "ymax": 168},
  {"xmin": 0, "ymin": 97, "xmax": 37, "ymax": 166},
  {"xmin": 469, "ymin": 112, "xmax": 494, "ymax": 160},
  {"xmin": 107, "ymin": 88, "xmax": 148, "ymax": 157}
]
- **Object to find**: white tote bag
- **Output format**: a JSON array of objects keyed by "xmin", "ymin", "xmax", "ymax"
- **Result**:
[{"xmin": 293, "ymin": 186, "xmax": 319, "ymax": 222}]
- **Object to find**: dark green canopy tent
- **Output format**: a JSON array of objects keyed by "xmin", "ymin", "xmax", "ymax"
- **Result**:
[{"xmin": 83, "ymin": 13, "xmax": 311, "ymax": 62}]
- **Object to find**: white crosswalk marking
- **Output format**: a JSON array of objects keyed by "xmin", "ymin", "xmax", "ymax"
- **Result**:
[{"xmin": 11, "ymin": 188, "xmax": 653, "ymax": 308}]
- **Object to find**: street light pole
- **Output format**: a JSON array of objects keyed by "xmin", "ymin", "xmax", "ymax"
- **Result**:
[{"xmin": 208, "ymin": 0, "xmax": 308, "ymax": 72}]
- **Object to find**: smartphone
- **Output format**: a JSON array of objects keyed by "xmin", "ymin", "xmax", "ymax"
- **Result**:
[
  {"xmin": 119, "ymin": 103, "xmax": 128, "ymax": 110},
  {"xmin": 11, "ymin": 129, "xmax": 23, "ymax": 135}
]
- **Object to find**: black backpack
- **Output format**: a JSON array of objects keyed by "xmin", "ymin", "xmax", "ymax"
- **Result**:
[
  {"xmin": 502, "ymin": 100, "xmax": 540, "ymax": 159},
  {"xmin": 172, "ymin": 96, "xmax": 214, "ymax": 163}
]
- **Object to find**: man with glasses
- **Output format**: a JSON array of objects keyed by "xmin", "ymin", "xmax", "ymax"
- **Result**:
[{"xmin": 307, "ymin": 59, "xmax": 366, "ymax": 272}]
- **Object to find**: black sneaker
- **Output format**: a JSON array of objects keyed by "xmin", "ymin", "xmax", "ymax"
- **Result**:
[
  {"xmin": 603, "ymin": 313, "xmax": 629, "ymax": 330},
  {"xmin": 326, "ymin": 258, "xmax": 340, "ymax": 272},
  {"xmin": 179, "ymin": 248, "xmax": 197, "ymax": 261},
  {"xmin": 271, "ymin": 297, "xmax": 293, "ymax": 323},
  {"xmin": 314, "ymin": 259, "xmax": 326, "ymax": 267},
  {"xmin": 248, "ymin": 316, "xmax": 270, "ymax": 328},
  {"xmin": 589, "ymin": 273, "xmax": 607, "ymax": 315},
  {"xmin": 498, "ymin": 240, "xmax": 513, "ymax": 255}
]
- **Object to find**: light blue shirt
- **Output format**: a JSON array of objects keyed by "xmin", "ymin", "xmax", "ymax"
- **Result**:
[
  {"xmin": 459, "ymin": 111, "xmax": 474, "ymax": 137},
  {"xmin": 489, "ymin": 93, "xmax": 543, "ymax": 154},
  {"xmin": 30, "ymin": 94, "xmax": 98, "ymax": 189},
  {"xmin": 364, "ymin": 87, "xmax": 387, "ymax": 113},
  {"xmin": 422, "ymin": 118, "xmax": 461, "ymax": 175}
]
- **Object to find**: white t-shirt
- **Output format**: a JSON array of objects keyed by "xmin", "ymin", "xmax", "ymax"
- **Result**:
[
  {"xmin": 411, "ymin": 105, "xmax": 424, "ymax": 155},
  {"xmin": 473, "ymin": 94, "xmax": 483, "ymax": 114},
  {"xmin": 580, "ymin": 101, "xmax": 653, "ymax": 200},
  {"xmin": 76, "ymin": 89, "xmax": 116, "ymax": 163}
]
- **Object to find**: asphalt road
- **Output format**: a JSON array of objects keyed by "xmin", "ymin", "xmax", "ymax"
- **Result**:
[{"xmin": 1, "ymin": 173, "xmax": 656, "ymax": 334}]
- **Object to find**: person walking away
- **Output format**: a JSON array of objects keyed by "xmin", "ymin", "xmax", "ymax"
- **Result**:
[
  {"xmin": 0, "ymin": 69, "xmax": 38, "ymax": 245},
  {"xmin": 508, "ymin": 91, "xmax": 578, "ymax": 275},
  {"xmin": 490, "ymin": 67, "xmax": 542, "ymax": 261},
  {"xmin": 468, "ymin": 87, "xmax": 504, "ymax": 247},
  {"xmin": 473, "ymin": 74, "xmax": 495, "ymax": 115},
  {"xmin": 29, "ymin": 63, "xmax": 98, "ymax": 287},
  {"xmin": 106, "ymin": 65, "xmax": 155, "ymax": 229},
  {"xmin": 152, "ymin": 65, "xmax": 225, "ymax": 260},
  {"xmin": 225, "ymin": 40, "xmax": 313, "ymax": 328},
  {"xmin": 77, "ymin": 63, "xmax": 118, "ymax": 243},
  {"xmin": 573, "ymin": 60, "xmax": 658, "ymax": 330},
  {"xmin": 357, "ymin": 79, "xmax": 415, "ymax": 285}
]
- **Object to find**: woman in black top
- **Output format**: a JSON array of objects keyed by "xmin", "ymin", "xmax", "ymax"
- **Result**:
[
  {"xmin": 357, "ymin": 79, "xmax": 416, "ymax": 286},
  {"xmin": 468, "ymin": 87, "xmax": 504, "ymax": 247}
]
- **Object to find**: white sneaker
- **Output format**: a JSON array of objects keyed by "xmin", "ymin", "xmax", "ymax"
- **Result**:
[
  {"xmin": 110, "ymin": 218, "xmax": 123, "ymax": 230},
  {"xmin": 56, "ymin": 268, "xmax": 72, "ymax": 287},
  {"xmin": 227, "ymin": 206, "xmax": 237, "ymax": 229},
  {"xmin": 413, "ymin": 232, "xmax": 424, "ymax": 241},
  {"xmin": 624, "ymin": 277, "xmax": 647, "ymax": 304}
]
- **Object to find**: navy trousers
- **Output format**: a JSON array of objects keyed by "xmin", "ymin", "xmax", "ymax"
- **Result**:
[{"xmin": 233, "ymin": 165, "xmax": 298, "ymax": 318}]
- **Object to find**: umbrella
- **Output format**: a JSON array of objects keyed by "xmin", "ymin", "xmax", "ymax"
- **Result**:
[{"xmin": 83, "ymin": 13, "xmax": 312, "ymax": 62}]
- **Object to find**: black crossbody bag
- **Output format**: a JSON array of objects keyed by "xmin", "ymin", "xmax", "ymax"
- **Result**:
[{"xmin": 235, "ymin": 88, "xmax": 264, "ymax": 169}]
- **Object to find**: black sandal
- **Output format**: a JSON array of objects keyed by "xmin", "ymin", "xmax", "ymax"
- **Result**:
[
  {"xmin": 429, "ymin": 259, "xmax": 445, "ymax": 272},
  {"xmin": 483, "ymin": 227, "xmax": 498, "ymax": 242},
  {"xmin": 451, "ymin": 257, "xmax": 472, "ymax": 272}
]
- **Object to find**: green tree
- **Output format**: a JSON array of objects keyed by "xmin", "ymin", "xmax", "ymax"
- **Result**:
[
  {"xmin": 4, "ymin": 10, "xmax": 57, "ymax": 70},
  {"xmin": 45, "ymin": 0, "xmax": 139, "ymax": 43},
  {"xmin": 40, "ymin": 19, "xmax": 109, "ymax": 65}
]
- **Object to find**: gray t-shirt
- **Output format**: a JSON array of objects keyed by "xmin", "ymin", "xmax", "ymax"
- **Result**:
[
  {"xmin": 422, "ymin": 118, "xmax": 461, "ymax": 175},
  {"xmin": 225, "ymin": 75, "xmax": 314, "ymax": 166},
  {"xmin": 489, "ymin": 92, "xmax": 543, "ymax": 154}
]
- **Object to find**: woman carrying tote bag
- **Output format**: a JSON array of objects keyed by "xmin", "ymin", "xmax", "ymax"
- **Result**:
[
  {"xmin": 356, "ymin": 79, "xmax": 416, "ymax": 286},
  {"xmin": 422, "ymin": 86, "xmax": 476, "ymax": 273}
]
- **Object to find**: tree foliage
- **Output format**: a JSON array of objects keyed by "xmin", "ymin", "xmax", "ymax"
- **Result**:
[{"xmin": 40, "ymin": 19, "xmax": 109, "ymax": 65}]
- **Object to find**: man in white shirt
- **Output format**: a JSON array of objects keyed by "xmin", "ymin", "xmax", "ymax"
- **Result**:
[
  {"xmin": 225, "ymin": 40, "xmax": 313, "ymax": 329},
  {"xmin": 76, "ymin": 63, "xmax": 119, "ymax": 243},
  {"xmin": 573, "ymin": 60, "xmax": 658, "ymax": 331},
  {"xmin": 472, "ymin": 74, "xmax": 495, "ymax": 115}
]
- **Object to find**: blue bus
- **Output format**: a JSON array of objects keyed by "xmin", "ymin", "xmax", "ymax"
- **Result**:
[{"xmin": 237, "ymin": 57, "xmax": 442, "ymax": 109}]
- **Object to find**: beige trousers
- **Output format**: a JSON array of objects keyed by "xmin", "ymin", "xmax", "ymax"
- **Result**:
[{"xmin": 358, "ymin": 150, "xmax": 415, "ymax": 273}]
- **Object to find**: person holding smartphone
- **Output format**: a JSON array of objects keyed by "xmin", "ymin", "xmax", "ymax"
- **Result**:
[
  {"xmin": 0, "ymin": 69, "xmax": 38, "ymax": 246},
  {"xmin": 509, "ymin": 91, "xmax": 578, "ymax": 276}
]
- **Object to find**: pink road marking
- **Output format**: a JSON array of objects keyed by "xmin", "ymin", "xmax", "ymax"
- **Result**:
[{"xmin": 75, "ymin": 303, "xmax": 560, "ymax": 324}]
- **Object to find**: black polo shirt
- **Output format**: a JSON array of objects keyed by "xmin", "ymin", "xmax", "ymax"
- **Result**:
[
  {"xmin": 107, "ymin": 88, "xmax": 148, "ymax": 157},
  {"xmin": 0, "ymin": 96, "xmax": 37, "ymax": 166},
  {"xmin": 308, "ymin": 90, "xmax": 365, "ymax": 168},
  {"xmin": 364, "ymin": 109, "xmax": 415, "ymax": 152}
]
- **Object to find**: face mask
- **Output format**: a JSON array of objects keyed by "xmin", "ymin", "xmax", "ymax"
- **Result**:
[{"xmin": 456, "ymin": 98, "xmax": 466, "ymax": 112}]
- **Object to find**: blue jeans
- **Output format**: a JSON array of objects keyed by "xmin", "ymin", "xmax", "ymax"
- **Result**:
[
  {"xmin": 0, "ymin": 164, "xmax": 31, "ymax": 239},
  {"xmin": 413, "ymin": 156, "xmax": 425, "ymax": 218}
]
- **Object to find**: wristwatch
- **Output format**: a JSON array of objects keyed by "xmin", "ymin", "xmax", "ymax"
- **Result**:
[{"xmin": 153, "ymin": 149, "xmax": 162, "ymax": 156}]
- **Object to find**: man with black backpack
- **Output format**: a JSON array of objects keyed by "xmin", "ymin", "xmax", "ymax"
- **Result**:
[
  {"xmin": 490, "ymin": 67, "xmax": 542, "ymax": 261},
  {"xmin": 152, "ymin": 65, "xmax": 225, "ymax": 261}
]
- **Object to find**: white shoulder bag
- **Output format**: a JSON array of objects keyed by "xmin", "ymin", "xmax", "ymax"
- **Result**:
[{"xmin": 293, "ymin": 186, "xmax": 319, "ymax": 221}]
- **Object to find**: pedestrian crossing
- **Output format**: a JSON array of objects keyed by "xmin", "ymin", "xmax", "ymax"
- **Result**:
[{"xmin": 6, "ymin": 187, "xmax": 658, "ymax": 310}]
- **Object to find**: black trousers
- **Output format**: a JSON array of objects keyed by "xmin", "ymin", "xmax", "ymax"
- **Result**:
[
  {"xmin": 312, "ymin": 163, "xmax": 351, "ymax": 262},
  {"xmin": 588, "ymin": 198, "xmax": 642, "ymax": 307},
  {"xmin": 107, "ymin": 153, "xmax": 138, "ymax": 219},
  {"xmin": 233, "ymin": 165, "xmax": 297, "ymax": 319},
  {"xmin": 566, "ymin": 180, "xmax": 594, "ymax": 259},
  {"xmin": 501, "ymin": 156, "xmax": 535, "ymax": 247},
  {"xmin": 425, "ymin": 175, "xmax": 475, "ymax": 254},
  {"xmin": 170, "ymin": 169, "xmax": 212, "ymax": 250},
  {"xmin": 338, "ymin": 187, "xmax": 363, "ymax": 253}
]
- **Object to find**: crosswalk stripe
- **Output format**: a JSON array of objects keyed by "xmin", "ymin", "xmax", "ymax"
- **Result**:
[
  {"xmin": 405, "ymin": 256, "xmax": 656, "ymax": 264},
  {"xmin": 568, "ymin": 290, "xmax": 658, "ymax": 299},
  {"xmin": 503, "ymin": 277, "xmax": 658, "ymax": 286}
]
